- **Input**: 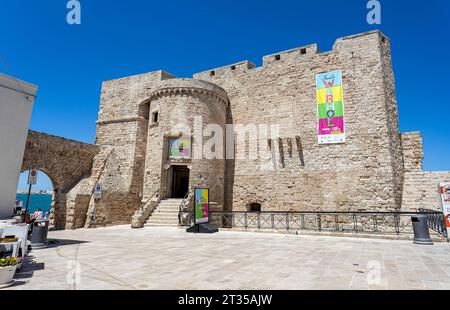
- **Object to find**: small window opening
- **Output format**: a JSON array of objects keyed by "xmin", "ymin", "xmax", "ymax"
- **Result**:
[
  {"xmin": 152, "ymin": 111, "xmax": 159, "ymax": 123},
  {"xmin": 300, "ymin": 48, "xmax": 307, "ymax": 55},
  {"xmin": 210, "ymin": 70, "xmax": 216, "ymax": 76},
  {"xmin": 230, "ymin": 65, "xmax": 236, "ymax": 71},
  {"xmin": 274, "ymin": 54, "xmax": 281, "ymax": 61},
  {"xmin": 381, "ymin": 36, "xmax": 386, "ymax": 43},
  {"xmin": 248, "ymin": 203, "xmax": 261, "ymax": 212}
]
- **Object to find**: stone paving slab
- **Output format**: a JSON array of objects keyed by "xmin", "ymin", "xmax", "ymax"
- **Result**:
[{"xmin": 6, "ymin": 226, "xmax": 450, "ymax": 290}]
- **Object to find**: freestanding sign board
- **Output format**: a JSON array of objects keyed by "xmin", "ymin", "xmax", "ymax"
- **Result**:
[
  {"xmin": 28, "ymin": 169, "xmax": 38, "ymax": 185},
  {"xmin": 94, "ymin": 184, "xmax": 102, "ymax": 200},
  {"xmin": 194, "ymin": 188, "xmax": 209, "ymax": 224},
  {"xmin": 438, "ymin": 182, "xmax": 450, "ymax": 229}
]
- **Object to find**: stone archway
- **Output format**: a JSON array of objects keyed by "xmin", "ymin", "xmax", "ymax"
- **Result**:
[{"xmin": 21, "ymin": 130, "xmax": 98, "ymax": 229}]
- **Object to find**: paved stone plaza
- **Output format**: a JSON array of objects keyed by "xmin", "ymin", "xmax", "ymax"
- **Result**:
[{"xmin": 7, "ymin": 226, "xmax": 450, "ymax": 290}]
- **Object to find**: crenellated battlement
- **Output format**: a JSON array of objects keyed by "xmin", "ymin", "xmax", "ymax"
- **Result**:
[
  {"xmin": 262, "ymin": 44, "xmax": 319, "ymax": 66},
  {"xmin": 195, "ymin": 60, "xmax": 256, "ymax": 79},
  {"xmin": 194, "ymin": 30, "xmax": 389, "ymax": 79}
]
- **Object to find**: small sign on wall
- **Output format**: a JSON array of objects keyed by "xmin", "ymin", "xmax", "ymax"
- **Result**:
[
  {"xmin": 27, "ymin": 169, "xmax": 38, "ymax": 185},
  {"xmin": 94, "ymin": 184, "xmax": 102, "ymax": 200}
]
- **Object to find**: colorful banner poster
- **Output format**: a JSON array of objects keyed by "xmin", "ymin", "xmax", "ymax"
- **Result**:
[
  {"xmin": 169, "ymin": 137, "xmax": 191, "ymax": 160},
  {"xmin": 438, "ymin": 182, "xmax": 450, "ymax": 229},
  {"xmin": 316, "ymin": 70, "xmax": 345, "ymax": 144},
  {"xmin": 195, "ymin": 188, "xmax": 209, "ymax": 224}
]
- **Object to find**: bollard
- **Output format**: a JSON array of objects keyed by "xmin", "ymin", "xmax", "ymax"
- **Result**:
[
  {"xmin": 30, "ymin": 220, "xmax": 50, "ymax": 249},
  {"xmin": 411, "ymin": 215, "xmax": 433, "ymax": 245}
]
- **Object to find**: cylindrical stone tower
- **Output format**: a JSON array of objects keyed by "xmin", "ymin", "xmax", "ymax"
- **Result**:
[{"xmin": 143, "ymin": 78, "xmax": 228, "ymax": 208}]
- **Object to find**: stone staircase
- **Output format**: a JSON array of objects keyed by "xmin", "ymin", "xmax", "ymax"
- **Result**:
[{"xmin": 144, "ymin": 199, "xmax": 183, "ymax": 227}]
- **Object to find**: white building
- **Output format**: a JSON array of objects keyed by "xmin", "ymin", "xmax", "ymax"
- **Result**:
[{"xmin": 0, "ymin": 73, "xmax": 37, "ymax": 219}]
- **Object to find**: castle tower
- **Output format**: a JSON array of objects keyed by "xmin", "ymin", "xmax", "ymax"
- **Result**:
[{"xmin": 143, "ymin": 78, "xmax": 228, "ymax": 209}]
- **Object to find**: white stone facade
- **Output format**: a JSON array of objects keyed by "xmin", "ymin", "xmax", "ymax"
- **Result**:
[{"xmin": 0, "ymin": 74, "xmax": 37, "ymax": 219}]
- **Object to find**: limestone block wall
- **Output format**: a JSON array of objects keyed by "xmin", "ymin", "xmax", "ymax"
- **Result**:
[
  {"xmin": 194, "ymin": 30, "xmax": 403, "ymax": 212},
  {"xmin": 402, "ymin": 171, "xmax": 450, "ymax": 212},
  {"xmin": 401, "ymin": 132, "xmax": 423, "ymax": 172},
  {"xmin": 401, "ymin": 132, "xmax": 450, "ymax": 211},
  {"xmin": 380, "ymin": 36, "xmax": 404, "ymax": 209},
  {"xmin": 75, "ymin": 70, "xmax": 175, "ymax": 227},
  {"xmin": 22, "ymin": 131, "xmax": 98, "ymax": 229}
]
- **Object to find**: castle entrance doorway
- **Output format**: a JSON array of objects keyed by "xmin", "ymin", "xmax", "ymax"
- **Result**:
[{"xmin": 170, "ymin": 165, "xmax": 190, "ymax": 198}]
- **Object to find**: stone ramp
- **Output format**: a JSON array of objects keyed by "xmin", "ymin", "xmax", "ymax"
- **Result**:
[{"xmin": 144, "ymin": 199, "xmax": 183, "ymax": 227}]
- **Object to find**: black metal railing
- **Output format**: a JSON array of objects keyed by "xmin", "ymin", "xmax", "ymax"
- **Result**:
[
  {"xmin": 418, "ymin": 208, "xmax": 448, "ymax": 238},
  {"xmin": 141, "ymin": 188, "xmax": 159, "ymax": 212},
  {"xmin": 179, "ymin": 210, "xmax": 448, "ymax": 238}
]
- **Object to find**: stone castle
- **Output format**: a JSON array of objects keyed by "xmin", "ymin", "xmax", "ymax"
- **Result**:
[{"xmin": 21, "ymin": 30, "xmax": 450, "ymax": 229}]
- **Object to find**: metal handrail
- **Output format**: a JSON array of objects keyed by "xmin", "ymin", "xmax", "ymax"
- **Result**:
[
  {"xmin": 141, "ymin": 188, "xmax": 159, "ymax": 212},
  {"xmin": 178, "ymin": 188, "xmax": 194, "ymax": 225},
  {"xmin": 179, "ymin": 188, "xmax": 193, "ymax": 211}
]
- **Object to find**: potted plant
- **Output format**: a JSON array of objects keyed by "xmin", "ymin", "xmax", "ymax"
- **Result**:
[{"xmin": 0, "ymin": 257, "xmax": 18, "ymax": 287}]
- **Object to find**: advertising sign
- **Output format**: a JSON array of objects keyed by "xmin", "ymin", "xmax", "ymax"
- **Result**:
[
  {"xmin": 194, "ymin": 188, "xmax": 209, "ymax": 224},
  {"xmin": 169, "ymin": 137, "xmax": 191, "ymax": 160},
  {"xmin": 94, "ymin": 184, "xmax": 102, "ymax": 200},
  {"xmin": 438, "ymin": 182, "xmax": 450, "ymax": 229},
  {"xmin": 316, "ymin": 70, "xmax": 346, "ymax": 144},
  {"xmin": 27, "ymin": 169, "xmax": 38, "ymax": 185}
]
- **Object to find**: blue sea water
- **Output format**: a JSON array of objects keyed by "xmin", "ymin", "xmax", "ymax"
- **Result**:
[{"xmin": 15, "ymin": 193, "xmax": 52, "ymax": 214}]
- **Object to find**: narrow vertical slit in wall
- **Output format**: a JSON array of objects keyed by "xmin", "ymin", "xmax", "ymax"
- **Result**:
[
  {"xmin": 296, "ymin": 136, "xmax": 305, "ymax": 167},
  {"xmin": 278, "ymin": 138, "xmax": 285, "ymax": 168},
  {"xmin": 287, "ymin": 138, "xmax": 293, "ymax": 158}
]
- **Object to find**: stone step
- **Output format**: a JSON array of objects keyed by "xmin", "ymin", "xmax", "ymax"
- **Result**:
[
  {"xmin": 146, "ymin": 212, "xmax": 179, "ymax": 220},
  {"xmin": 145, "ymin": 219, "xmax": 179, "ymax": 225},
  {"xmin": 154, "ymin": 203, "xmax": 181, "ymax": 207},
  {"xmin": 156, "ymin": 205, "xmax": 182, "ymax": 209},
  {"xmin": 144, "ymin": 222, "xmax": 178, "ymax": 227},
  {"xmin": 142, "ymin": 199, "xmax": 185, "ymax": 227},
  {"xmin": 152, "ymin": 210, "xmax": 180, "ymax": 214},
  {"xmin": 147, "ymin": 215, "xmax": 178, "ymax": 221},
  {"xmin": 153, "ymin": 205, "xmax": 181, "ymax": 209}
]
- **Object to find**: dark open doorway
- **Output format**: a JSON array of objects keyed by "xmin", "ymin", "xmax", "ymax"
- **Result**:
[{"xmin": 171, "ymin": 165, "xmax": 190, "ymax": 198}]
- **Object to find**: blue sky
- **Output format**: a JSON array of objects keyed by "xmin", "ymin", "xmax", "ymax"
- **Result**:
[{"xmin": 2, "ymin": 0, "xmax": 449, "ymax": 191}]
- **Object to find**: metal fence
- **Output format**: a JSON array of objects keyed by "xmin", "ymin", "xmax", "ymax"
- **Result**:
[
  {"xmin": 179, "ymin": 210, "xmax": 447, "ymax": 238},
  {"xmin": 419, "ymin": 208, "xmax": 448, "ymax": 238}
]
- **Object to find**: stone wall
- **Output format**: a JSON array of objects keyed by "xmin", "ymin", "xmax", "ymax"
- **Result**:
[
  {"xmin": 402, "ymin": 171, "xmax": 450, "ymax": 212},
  {"xmin": 401, "ymin": 132, "xmax": 423, "ymax": 172},
  {"xmin": 194, "ymin": 30, "xmax": 402, "ymax": 212},
  {"xmin": 401, "ymin": 132, "xmax": 450, "ymax": 211},
  {"xmin": 21, "ymin": 130, "xmax": 98, "ymax": 229},
  {"xmin": 65, "ymin": 30, "xmax": 450, "ymax": 228},
  {"xmin": 77, "ymin": 70, "xmax": 175, "ymax": 227}
]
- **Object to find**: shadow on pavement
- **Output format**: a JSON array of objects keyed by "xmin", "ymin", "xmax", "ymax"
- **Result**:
[{"xmin": 45, "ymin": 238, "xmax": 89, "ymax": 249}]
